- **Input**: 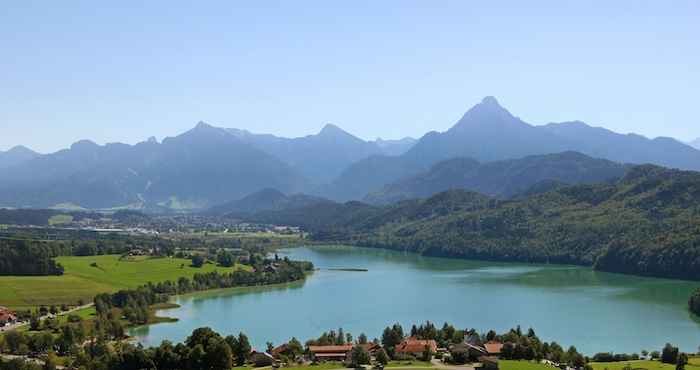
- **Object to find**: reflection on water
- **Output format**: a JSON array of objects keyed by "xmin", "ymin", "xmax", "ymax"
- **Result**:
[{"xmin": 130, "ymin": 246, "xmax": 700, "ymax": 355}]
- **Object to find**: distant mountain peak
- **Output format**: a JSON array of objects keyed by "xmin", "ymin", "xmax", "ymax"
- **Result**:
[
  {"xmin": 319, "ymin": 123, "xmax": 348, "ymax": 136},
  {"xmin": 195, "ymin": 121, "xmax": 216, "ymax": 130},
  {"xmin": 451, "ymin": 96, "xmax": 519, "ymax": 131},
  {"xmin": 70, "ymin": 139, "xmax": 99, "ymax": 151},
  {"xmin": 480, "ymin": 96, "xmax": 500, "ymax": 106},
  {"xmin": 7, "ymin": 145, "xmax": 37, "ymax": 155}
]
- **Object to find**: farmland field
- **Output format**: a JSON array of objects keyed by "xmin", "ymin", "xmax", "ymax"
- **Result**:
[
  {"xmin": 589, "ymin": 360, "xmax": 677, "ymax": 370},
  {"xmin": 0, "ymin": 254, "xmax": 249, "ymax": 310}
]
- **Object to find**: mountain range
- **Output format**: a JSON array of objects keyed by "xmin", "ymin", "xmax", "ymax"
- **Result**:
[
  {"xmin": 364, "ymin": 151, "xmax": 629, "ymax": 204},
  {"xmin": 0, "ymin": 146, "xmax": 39, "ymax": 169},
  {"xmin": 226, "ymin": 124, "xmax": 415, "ymax": 184},
  {"xmin": 321, "ymin": 97, "xmax": 700, "ymax": 201},
  {"xmin": 2, "ymin": 96, "xmax": 699, "ymax": 210},
  {"xmin": 0, "ymin": 123, "xmax": 307, "ymax": 209}
]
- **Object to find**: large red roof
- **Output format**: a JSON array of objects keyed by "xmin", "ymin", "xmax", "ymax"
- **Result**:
[
  {"xmin": 309, "ymin": 345, "xmax": 353, "ymax": 354},
  {"xmin": 484, "ymin": 341, "xmax": 503, "ymax": 354},
  {"xmin": 395, "ymin": 339, "xmax": 438, "ymax": 354}
]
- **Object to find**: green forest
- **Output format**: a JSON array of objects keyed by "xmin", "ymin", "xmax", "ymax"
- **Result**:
[{"xmin": 249, "ymin": 165, "xmax": 700, "ymax": 281}]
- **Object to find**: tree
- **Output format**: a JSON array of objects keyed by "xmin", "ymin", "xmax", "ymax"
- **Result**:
[
  {"xmin": 29, "ymin": 312, "xmax": 40, "ymax": 331},
  {"xmin": 358, "ymin": 333, "xmax": 368, "ymax": 345},
  {"xmin": 486, "ymin": 330, "xmax": 497, "ymax": 341},
  {"xmin": 337, "ymin": 328, "xmax": 346, "ymax": 345},
  {"xmin": 216, "ymin": 250, "xmax": 235, "ymax": 267},
  {"xmin": 662, "ymin": 344, "xmax": 679, "ymax": 364},
  {"xmin": 350, "ymin": 346, "xmax": 371, "ymax": 367},
  {"xmin": 3, "ymin": 330, "xmax": 27, "ymax": 354},
  {"xmin": 191, "ymin": 255, "xmax": 205, "ymax": 268},
  {"xmin": 42, "ymin": 355, "xmax": 57, "ymax": 370},
  {"xmin": 677, "ymin": 353, "xmax": 688, "ymax": 370},
  {"xmin": 287, "ymin": 337, "xmax": 304, "ymax": 359},
  {"xmin": 689, "ymin": 288, "xmax": 700, "ymax": 316},
  {"xmin": 422, "ymin": 344, "xmax": 434, "ymax": 362},
  {"xmin": 205, "ymin": 339, "xmax": 233, "ymax": 370},
  {"xmin": 186, "ymin": 327, "xmax": 220, "ymax": 349},
  {"xmin": 232, "ymin": 333, "xmax": 251, "ymax": 366},
  {"xmin": 376, "ymin": 349, "xmax": 390, "ymax": 365}
]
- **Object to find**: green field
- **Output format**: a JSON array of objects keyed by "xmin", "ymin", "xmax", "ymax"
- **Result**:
[
  {"xmin": 589, "ymin": 360, "xmax": 677, "ymax": 370},
  {"xmin": 0, "ymin": 255, "xmax": 249, "ymax": 310},
  {"xmin": 500, "ymin": 361, "xmax": 551, "ymax": 370},
  {"xmin": 48, "ymin": 214, "xmax": 74, "ymax": 225}
]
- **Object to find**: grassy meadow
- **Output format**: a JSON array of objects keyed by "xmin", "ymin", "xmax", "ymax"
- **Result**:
[
  {"xmin": 589, "ymin": 360, "xmax": 677, "ymax": 370},
  {"xmin": 0, "ymin": 254, "xmax": 250, "ymax": 310}
]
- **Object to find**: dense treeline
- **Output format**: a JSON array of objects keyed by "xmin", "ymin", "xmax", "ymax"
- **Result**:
[
  {"xmin": 689, "ymin": 289, "xmax": 700, "ymax": 316},
  {"xmin": 0, "ymin": 239, "xmax": 67, "ymax": 275},
  {"xmin": 94, "ymin": 258, "xmax": 313, "ymax": 325},
  {"xmin": 3, "ymin": 319, "xmax": 694, "ymax": 370},
  {"xmin": 248, "ymin": 165, "xmax": 700, "ymax": 281}
]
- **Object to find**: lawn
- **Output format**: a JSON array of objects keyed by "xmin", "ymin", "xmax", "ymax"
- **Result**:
[
  {"xmin": 386, "ymin": 361, "xmax": 432, "ymax": 368},
  {"xmin": 589, "ymin": 360, "xmax": 676, "ymax": 370},
  {"xmin": 0, "ymin": 255, "xmax": 250, "ymax": 310},
  {"xmin": 500, "ymin": 360, "xmax": 552, "ymax": 370}
]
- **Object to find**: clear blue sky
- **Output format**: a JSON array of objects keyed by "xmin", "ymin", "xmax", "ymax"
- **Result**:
[{"xmin": 1, "ymin": 0, "xmax": 698, "ymax": 153}]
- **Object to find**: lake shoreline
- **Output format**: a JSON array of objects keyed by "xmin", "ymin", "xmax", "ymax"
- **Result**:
[{"xmin": 130, "ymin": 246, "xmax": 700, "ymax": 355}]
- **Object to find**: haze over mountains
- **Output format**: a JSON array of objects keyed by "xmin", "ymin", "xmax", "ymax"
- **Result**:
[
  {"xmin": 1, "ymin": 96, "xmax": 699, "ymax": 211},
  {"xmin": 0, "ymin": 146, "xmax": 39, "ymax": 169},
  {"xmin": 688, "ymin": 138, "xmax": 700, "ymax": 150},
  {"xmin": 226, "ymin": 124, "xmax": 414, "ymax": 183},
  {"xmin": 364, "ymin": 151, "xmax": 629, "ymax": 204}
]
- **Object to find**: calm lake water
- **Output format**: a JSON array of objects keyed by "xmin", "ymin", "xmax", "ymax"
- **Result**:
[{"xmin": 130, "ymin": 246, "xmax": 700, "ymax": 354}]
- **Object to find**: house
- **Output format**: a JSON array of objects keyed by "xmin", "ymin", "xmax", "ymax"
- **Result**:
[
  {"xmin": 484, "ymin": 341, "xmax": 504, "ymax": 357},
  {"xmin": 0, "ymin": 307, "xmax": 17, "ymax": 326},
  {"xmin": 271, "ymin": 344, "xmax": 289, "ymax": 359},
  {"xmin": 395, "ymin": 338, "xmax": 438, "ymax": 358},
  {"xmin": 360, "ymin": 342, "xmax": 382, "ymax": 355},
  {"xmin": 251, "ymin": 351, "xmax": 276, "ymax": 367},
  {"xmin": 448, "ymin": 342, "xmax": 488, "ymax": 363},
  {"xmin": 308, "ymin": 344, "xmax": 353, "ymax": 362}
]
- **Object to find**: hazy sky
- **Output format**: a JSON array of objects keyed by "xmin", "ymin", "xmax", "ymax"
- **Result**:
[{"xmin": 1, "ymin": 1, "xmax": 698, "ymax": 153}]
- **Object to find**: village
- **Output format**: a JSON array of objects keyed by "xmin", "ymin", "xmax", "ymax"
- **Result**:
[{"xmin": 247, "ymin": 335, "xmax": 506, "ymax": 370}]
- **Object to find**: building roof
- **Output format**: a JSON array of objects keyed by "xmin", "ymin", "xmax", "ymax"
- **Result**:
[
  {"xmin": 0, "ymin": 312, "xmax": 16, "ymax": 322},
  {"xmin": 360, "ymin": 343, "xmax": 382, "ymax": 353},
  {"xmin": 451, "ymin": 342, "xmax": 488, "ymax": 354},
  {"xmin": 395, "ymin": 338, "xmax": 438, "ymax": 354},
  {"xmin": 315, "ymin": 353, "xmax": 349, "ymax": 358},
  {"xmin": 309, "ymin": 344, "xmax": 353, "ymax": 354},
  {"xmin": 484, "ymin": 341, "xmax": 503, "ymax": 355},
  {"xmin": 271, "ymin": 344, "xmax": 289, "ymax": 357}
]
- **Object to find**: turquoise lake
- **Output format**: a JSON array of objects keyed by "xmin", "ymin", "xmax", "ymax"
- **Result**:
[{"xmin": 130, "ymin": 246, "xmax": 700, "ymax": 355}]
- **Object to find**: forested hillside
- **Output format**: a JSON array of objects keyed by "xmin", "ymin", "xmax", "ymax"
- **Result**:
[
  {"xmin": 248, "ymin": 165, "xmax": 700, "ymax": 280},
  {"xmin": 365, "ymin": 151, "xmax": 628, "ymax": 204}
]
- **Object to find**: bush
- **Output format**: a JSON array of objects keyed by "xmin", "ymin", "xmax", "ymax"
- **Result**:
[
  {"xmin": 662, "ymin": 344, "xmax": 679, "ymax": 364},
  {"xmin": 191, "ymin": 255, "xmax": 205, "ymax": 268}
]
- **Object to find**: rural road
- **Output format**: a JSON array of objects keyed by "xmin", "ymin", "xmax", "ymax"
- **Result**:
[{"xmin": 1, "ymin": 303, "xmax": 94, "ymax": 332}]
